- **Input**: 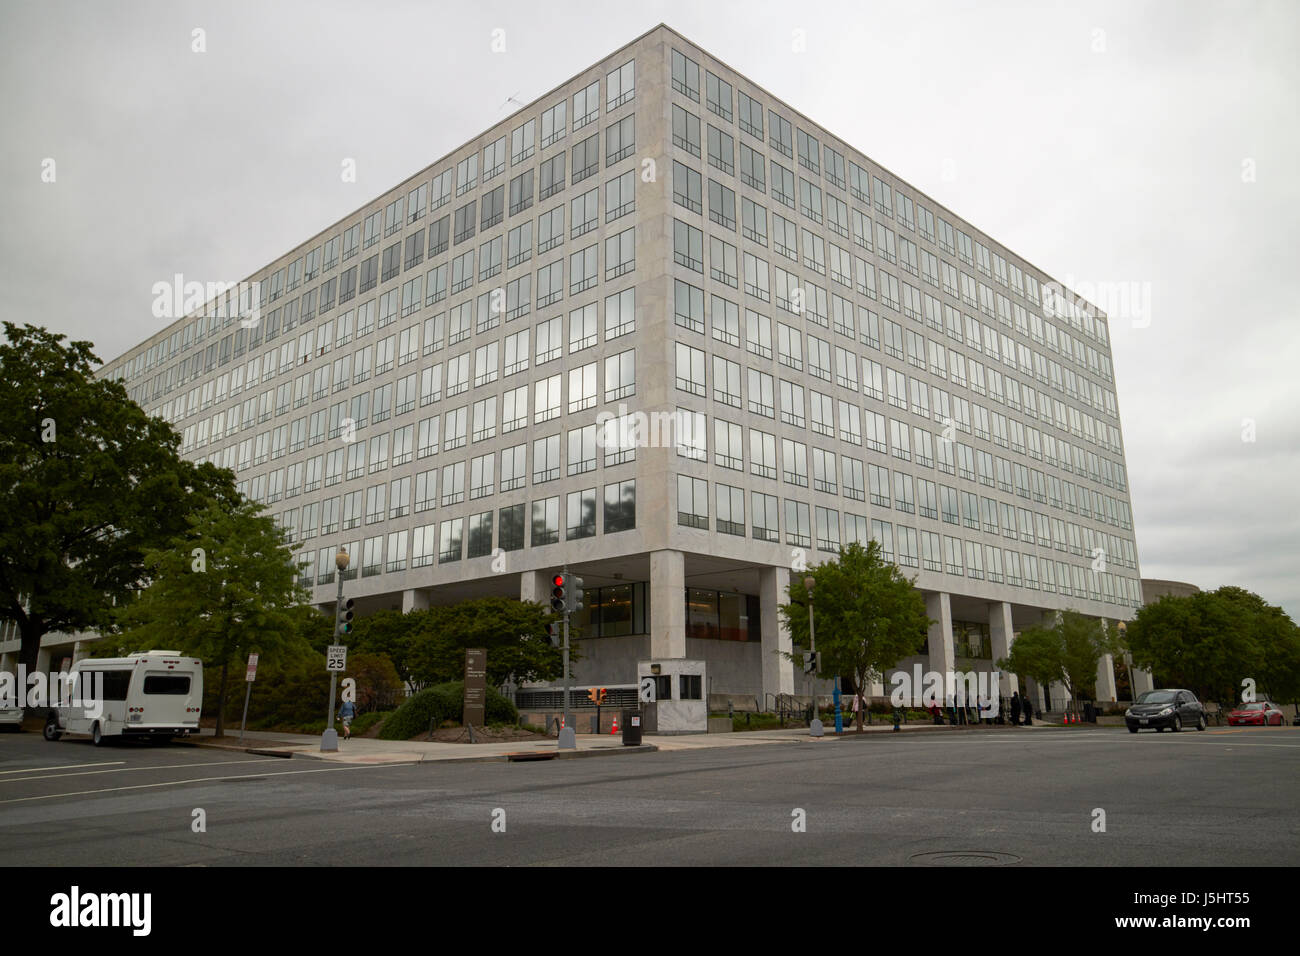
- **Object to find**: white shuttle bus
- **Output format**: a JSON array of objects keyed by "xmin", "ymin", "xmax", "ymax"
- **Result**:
[{"xmin": 44, "ymin": 651, "xmax": 204, "ymax": 746}]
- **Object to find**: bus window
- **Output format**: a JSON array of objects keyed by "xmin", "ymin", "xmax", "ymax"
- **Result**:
[
  {"xmin": 83, "ymin": 670, "xmax": 132, "ymax": 701},
  {"xmin": 143, "ymin": 675, "xmax": 192, "ymax": 695}
]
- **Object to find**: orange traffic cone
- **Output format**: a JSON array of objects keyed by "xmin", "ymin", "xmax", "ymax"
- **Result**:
[{"xmin": 611, "ymin": 714, "xmax": 619, "ymax": 734}]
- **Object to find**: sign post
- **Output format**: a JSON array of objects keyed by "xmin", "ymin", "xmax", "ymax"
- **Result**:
[
  {"xmin": 464, "ymin": 648, "xmax": 487, "ymax": 731},
  {"xmin": 323, "ymin": 644, "xmax": 347, "ymax": 752},
  {"xmin": 239, "ymin": 652, "xmax": 258, "ymax": 745},
  {"xmin": 321, "ymin": 547, "xmax": 351, "ymax": 753}
]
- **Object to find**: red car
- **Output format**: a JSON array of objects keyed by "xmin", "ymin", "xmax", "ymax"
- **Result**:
[{"xmin": 1226, "ymin": 701, "xmax": 1285, "ymax": 726}]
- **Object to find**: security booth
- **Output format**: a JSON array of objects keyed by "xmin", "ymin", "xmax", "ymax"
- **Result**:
[{"xmin": 637, "ymin": 659, "xmax": 707, "ymax": 734}]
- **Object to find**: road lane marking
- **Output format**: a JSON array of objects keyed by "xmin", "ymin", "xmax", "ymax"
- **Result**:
[
  {"xmin": 0, "ymin": 762, "xmax": 126, "ymax": 775},
  {"xmin": 0, "ymin": 758, "xmax": 278, "ymax": 784},
  {"xmin": 0, "ymin": 762, "xmax": 392, "ymax": 805}
]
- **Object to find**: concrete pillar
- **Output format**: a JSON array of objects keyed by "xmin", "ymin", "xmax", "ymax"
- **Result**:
[
  {"xmin": 519, "ymin": 570, "xmax": 547, "ymax": 604},
  {"xmin": 0, "ymin": 651, "xmax": 13, "ymax": 676},
  {"xmin": 988, "ymin": 601, "xmax": 1018, "ymax": 697},
  {"xmin": 401, "ymin": 589, "xmax": 429, "ymax": 613},
  {"xmin": 1096, "ymin": 653, "xmax": 1118, "ymax": 703},
  {"xmin": 759, "ymin": 565, "xmax": 794, "ymax": 700},
  {"xmin": 1049, "ymin": 681, "xmax": 1069, "ymax": 710},
  {"xmin": 649, "ymin": 549, "xmax": 685, "ymax": 659},
  {"xmin": 1133, "ymin": 667, "xmax": 1155, "ymax": 696},
  {"xmin": 926, "ymin": 592, "xmax": 954, "ymax": 679},
  {"xmin": 35, "ymin": 646, "xmax": 50, "ymax": 679},
  {"xmin": 1023, "ymin": 678, "xmax": 1045, "ymax": 713}
]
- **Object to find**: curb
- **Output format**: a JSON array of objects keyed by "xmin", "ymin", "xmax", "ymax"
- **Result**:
[{"xmin": 188, "ymin": 737, "xmax": 659, "ymax": 765}]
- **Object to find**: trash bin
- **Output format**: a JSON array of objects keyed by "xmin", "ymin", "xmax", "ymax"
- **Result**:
[{"xmin": 621, "ymin": 709, "xmax": 643, "ymax": 746}]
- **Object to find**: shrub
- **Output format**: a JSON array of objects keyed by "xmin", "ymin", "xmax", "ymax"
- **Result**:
[{"xmin": 378, "ymin": 682, "xmax": 518, "ymax": 739}]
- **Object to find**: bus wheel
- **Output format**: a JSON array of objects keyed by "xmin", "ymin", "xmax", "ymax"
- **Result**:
[
  {"xmin": 91, "ymin": 722, "xmax": 104, "ymax": 747},
  {"xmin": 43, "ymin": 715, "xmax": 62, "ymax": 742}
]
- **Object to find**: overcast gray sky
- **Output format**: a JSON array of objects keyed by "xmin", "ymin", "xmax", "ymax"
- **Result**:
[{"xmin": 2, "ymin": 0, "xmax": 1297, "ymax": 619}]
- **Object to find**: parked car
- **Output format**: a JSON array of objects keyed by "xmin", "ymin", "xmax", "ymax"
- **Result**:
[
  {"xmin": 1226, "ymin": 700, "xmax": 1285, "ymax": 726},
  {"xmin": 0, "ymin": 695, "xmax": 22, "ymax": 732},
  {"xmin": 1125, "ymin": 688, "xmax": 1207, "ymax": 733}
]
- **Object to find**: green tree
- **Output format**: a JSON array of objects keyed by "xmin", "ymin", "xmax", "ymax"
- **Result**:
[
  {"xmin": 109, "ymin": 498, "xmax": 310, "ymax": 735},
  {"xmin": 1000, "ymin": 626, "xmax": 1063, "ymax": 696},
  {"xmin": 348, "ymin": 608, "xmax": 421, "ymax": 689},
  {"xmin": 406, "ymin": 597, "xmax": 566, "ymax": 689},
  {"xmin": 1000, "ymin": 609, "xmax": 1109, "ymax": 711},
  {"xmin": 1126, "ymin": 587, "xmax": 1300, "ymax": 708},
  {"xmin": 346, "ymin": 651, "xmax": 404, "ymax": 712},
  {"xmin": 780, "ymin": 541, "xmax": 930, "ymax": 732},
  {"xmin": 0, "ymin": 323, "xmax": 236, "ymax": 673}
]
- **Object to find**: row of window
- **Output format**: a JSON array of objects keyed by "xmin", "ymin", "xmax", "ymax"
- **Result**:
[
  {"xmin": 668, "ymin": 161, "xmax": 1118, "ymax": 414},
  {"xmin": 669, "ymin": 45, "xmax": 1112, "ymax": 346},
  {"xmin": 292, "ymin": 478, "xmax": 636, "ymax": 579},
  {"xmin": 123, "ymin": 168, "xmax": 640, "ymax": 409},
  {"xmin": 109, "ymin": 59, "xmax": 640, "ymax": 390},
  {"xmin": 165, "ymin": 263, "xmax": 1126, "ymax": 516},
  {"xmin": 671, "ymin": 339, "xmax": 1129, "ymax": 492},
  {"xmin": 672, "ymin": 473, "xmax": 1136, "ymax": 606},
  {"xmin": 670, "ymin": 409, "xmax": 1133, "ymax": 528},
  {"xmin": 675, "ymin": 466, "xmax": 1134, "ymax": 566}
]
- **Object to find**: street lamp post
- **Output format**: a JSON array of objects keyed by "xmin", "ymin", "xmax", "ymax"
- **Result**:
[
  {"xmin": 320, "ymin": 548, "xmax": 349, "ymax": 753},
  {"xmin": 805, "ymin": 576, "xmax": 823, "ymax": 737}
]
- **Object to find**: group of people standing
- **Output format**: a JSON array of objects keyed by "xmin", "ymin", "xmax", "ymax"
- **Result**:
[
  {"xmin": 1009, "ymin": 690, "xmax": 1035, "ymax": 726},
  {"xmin": 920, "ymin": 691, "xmax": 1036, "ymax": 726}
]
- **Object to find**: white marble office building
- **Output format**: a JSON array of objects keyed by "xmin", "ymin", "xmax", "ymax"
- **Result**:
[{"xmin": 88, "ymin": 24, "xmax": 1145, "ymax": 714}]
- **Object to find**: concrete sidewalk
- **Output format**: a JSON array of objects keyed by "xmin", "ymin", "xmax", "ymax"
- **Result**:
[{"xmin": 185, "ymin": 717, "xmax": 1070, "ymax": 765}]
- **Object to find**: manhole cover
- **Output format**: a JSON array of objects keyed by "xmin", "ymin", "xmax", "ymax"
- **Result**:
[{"xmin": 909, "ymin": 851, "xmax": 1022, "ymax": 867}]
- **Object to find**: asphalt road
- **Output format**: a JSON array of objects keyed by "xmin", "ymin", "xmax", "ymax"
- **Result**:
[{"xmin": 1, "ymin": 726, "xmax": 1296, "ymax": 866}]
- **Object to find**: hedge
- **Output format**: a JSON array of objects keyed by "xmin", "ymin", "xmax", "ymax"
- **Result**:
[{"xmin": 377, "ymin": 681, "xmax": 518, "ymax": 739}]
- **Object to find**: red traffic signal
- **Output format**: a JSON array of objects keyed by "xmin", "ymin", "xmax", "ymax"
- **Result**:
[{"xmin": 551, "ymin": 573, "xmax": 566, "ymax": 612}]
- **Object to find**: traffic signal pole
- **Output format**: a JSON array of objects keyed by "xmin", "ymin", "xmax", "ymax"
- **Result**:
[
  {"xmin": 561, "ymin": 611, "xmax": 574, "ymax": 747},
  {"xmin": 551, "ymin": 567, "xmax": 583, "ymax": 750}
]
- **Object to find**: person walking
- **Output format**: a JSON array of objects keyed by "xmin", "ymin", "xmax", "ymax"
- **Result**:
[
  {"xmin": 1023, "ymin": 692, "xmax": 1033, "ymax": 726},
  {"xmin": 338, "ymin": 697, "xmax": 357, "ymax": 740},
  {"xmin": 892, "ymin": 702, "xmax": 902, "ymax": 733},
  {"xmin": 1010, "ymin": 691, "xmax": 1022, "ymax": 726}
]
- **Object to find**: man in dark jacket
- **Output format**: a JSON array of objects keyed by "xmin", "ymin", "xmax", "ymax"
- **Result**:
[{"xmin": 1010, "ymin": 691, "xmax": 1021, "ymax": 726}]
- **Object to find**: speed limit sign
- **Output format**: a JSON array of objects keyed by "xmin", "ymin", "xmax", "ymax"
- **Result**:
[{"xmin": 326, "ymin": 645, "xmax": 348, "ymax": 671}]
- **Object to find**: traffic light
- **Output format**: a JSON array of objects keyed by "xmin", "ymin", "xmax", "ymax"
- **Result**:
[
  {"xmin": 803, "ymin": 650, "xmax": 818, "ymax": 674},
  {"xmin": 547, "ymin": 621, "xmax": 561, "ymax": 646},
  {"xmin": 567, "ymin": 576, "xmax": 584, "ymax": 614},
  {"xmin": 336, "ymin": 598, "xmax": 354, "ymax": 637},
  {"xmin": 550, "ymin": 574, "xmax": 566, "ymax": 613},
  {"xmin": 587, "ymin": 687, "xmax": 600, "ymax": 704}
]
